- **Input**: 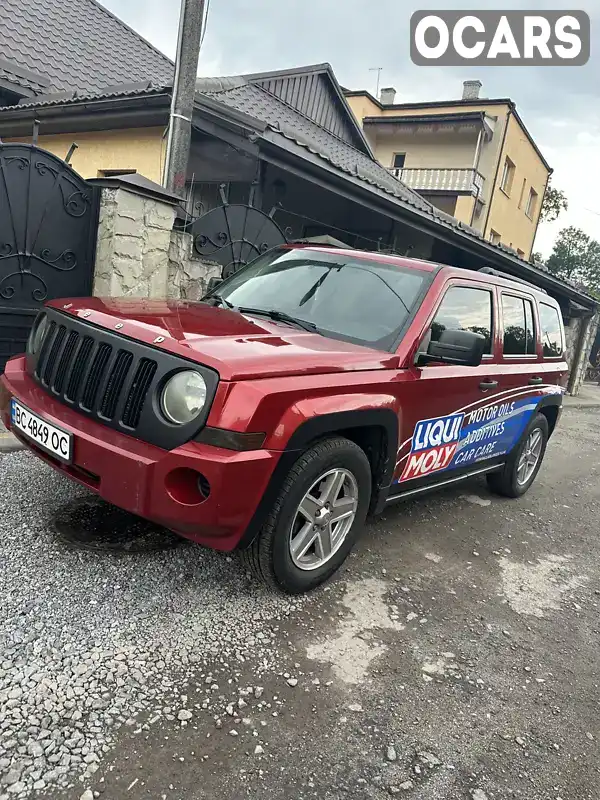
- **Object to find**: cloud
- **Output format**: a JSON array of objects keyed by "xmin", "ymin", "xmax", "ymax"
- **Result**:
[{"xmin": 103, "ymin": 0, "xmax": 600, "ymax": 255}]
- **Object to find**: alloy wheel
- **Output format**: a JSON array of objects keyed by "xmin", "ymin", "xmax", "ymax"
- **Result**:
[
  {"xmin": 289, "ymin": 468, "xmax": 359, "ymax": 571},
  {"xmin": 516, "ymin": 428, "xmax": 543, "ymax": 486}
]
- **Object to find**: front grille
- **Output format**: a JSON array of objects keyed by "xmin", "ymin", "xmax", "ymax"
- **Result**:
[
  {"xmin": 28, "ymin": 308, "xmax": 219, "ymax": 451},
  {"xmin": 34, "ymin": 320, "xmax": 155, "ymax": 431}
]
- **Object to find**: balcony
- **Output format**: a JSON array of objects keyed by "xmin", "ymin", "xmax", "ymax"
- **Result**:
[{"xmin": 390, "ymin": 167, "xmax": 484, "ymax": 196}]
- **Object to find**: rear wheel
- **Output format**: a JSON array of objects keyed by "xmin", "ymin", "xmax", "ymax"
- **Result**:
[
  {"xmin": 487, "ymin": 413, "xmax": 549, "ymax": 498},
  {"xmin": 240, "ymin": 437, "xmax": 371, "ymax": 594}
]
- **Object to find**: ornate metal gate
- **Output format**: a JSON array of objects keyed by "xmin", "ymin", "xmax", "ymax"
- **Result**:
[
  {"xmin": 185, "ymin": 183, "xmax": 289, "ymax": 279},
  {"xmin": 0, "ymin": 143, "xmax": 99, "ymax": 373}
]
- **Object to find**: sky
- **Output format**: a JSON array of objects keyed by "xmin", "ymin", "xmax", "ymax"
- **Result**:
[{"xmin": 102, "ymin": 0, "xmax": 600, "ymax": 258}]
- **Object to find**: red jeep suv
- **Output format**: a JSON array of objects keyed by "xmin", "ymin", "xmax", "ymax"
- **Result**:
[{"xmin": 0, "ymin": 246, "xmax": 566, "ymax": 593}]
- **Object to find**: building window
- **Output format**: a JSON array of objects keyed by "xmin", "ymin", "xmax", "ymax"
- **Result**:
[
  {"xmin": 489, "ymin": 229, "xmax": 501, "ymax": 245},
  {"xmin": 539, "ymin": 303, "xmax": 564, "ymax": 357},
  {"xmin": 525, "ymin": 187, "xmax": 539, "ymax": 219},
  {"xmin": 501, "ymin": 294, "xmax": 536, "ymax": 355},
  {"xmin": 429, "ymin": 286, "xmax": 493, "ymax": 354},
  {"xmin": 392, "ymin": 153, "xmax": 406, "ymax": 169},
  {"xmin": 500, "ymin": 157, "xmax": 516, "ymax": 196},
  {"xmin": 518, "ymin": 178, "xmax": 527, "ymax": 208}
]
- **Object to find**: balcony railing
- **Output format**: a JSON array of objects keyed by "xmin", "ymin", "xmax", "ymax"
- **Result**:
[{"xmin": 390, "ymin": 167, "xmax": 484, "ymax": 196}]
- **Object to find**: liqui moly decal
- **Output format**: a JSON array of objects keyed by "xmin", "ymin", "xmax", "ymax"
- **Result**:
[
  {"xmin": 401, "ymin": 413, "xmax": 464, "ymax": 481},
  {"xmin": 398, "ymin": 392, "xmax": 555, "ymax": 484}
]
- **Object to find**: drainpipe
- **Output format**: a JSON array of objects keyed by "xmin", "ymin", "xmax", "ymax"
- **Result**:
[
  {"xmin": 482, "ymin": 106, "xmax": 512, "ymax": 240},
  {"xmin": 530, "ymin": 167, "xmax": 553, "ymax": 260},
  {"xmin": 567, "ymin": 311, "xmax": 597, "ymax": 395},
  {"xmin": 469, "ymin": 125, "xmax": 484, "ymax": 227}
]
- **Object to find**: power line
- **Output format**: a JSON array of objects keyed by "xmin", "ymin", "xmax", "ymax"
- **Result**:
[{"xmin": 200, "ymin": 0, "xmax": 210, "ymax": 48}]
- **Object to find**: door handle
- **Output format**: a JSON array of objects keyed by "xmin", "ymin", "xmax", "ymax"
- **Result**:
[
  {"xmin": 528, "ymin": 377, "xmax": 544, "ymax": 386},
  {"xmin": 479, "ymin": 380, "xmax": 498, "ymax": 391}
]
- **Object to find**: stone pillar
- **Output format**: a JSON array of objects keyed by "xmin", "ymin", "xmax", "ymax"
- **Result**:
[
  {"xmin": 567, "ymin": 312, "xmax": 599, "ymax": 396},
  {"xmin": 167, "ymin": 229, "xmax": 223, "ymax": 301},
  {"xmin": 90, "ymin": 175, "xmax": 179, "ymax": 298}
]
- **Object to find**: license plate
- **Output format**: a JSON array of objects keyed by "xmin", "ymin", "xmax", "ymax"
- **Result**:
[{"xmin": 10, "ymin": 399, "xmax": 72, "ymax": 463}]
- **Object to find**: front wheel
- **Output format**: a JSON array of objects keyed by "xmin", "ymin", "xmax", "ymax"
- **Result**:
[
  {"xmin": 487, "ymin": 412, "xmax": 549, "ymax": 498},
  {"xmin": 240, "ymin": 437, "xmax": 371, "ymax": 594}
]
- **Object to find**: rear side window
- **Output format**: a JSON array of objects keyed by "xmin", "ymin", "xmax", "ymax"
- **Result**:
[
  {"xmin": 501, "ymin": 294, "xmax": 536, "ymax": 355},
  {"xmin": 430, "ymin": 286, "xmax": 493, "ymax": 353},
  {"xmin": 539, "ymin": 303, "xmax": 564, "ymax": 358}
]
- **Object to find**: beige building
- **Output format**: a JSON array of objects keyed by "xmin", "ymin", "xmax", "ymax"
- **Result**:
[{"xmin": 345, "ymin": 80, "xmax": 551, "ymax": 260}]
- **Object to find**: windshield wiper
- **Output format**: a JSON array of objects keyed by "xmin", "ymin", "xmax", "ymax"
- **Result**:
[
  {"xmin": 237, "ymin": 307, "xmax": 319, "ymax": 333},
  {"xmin": 207, "ymin": 293, "xmax": 235, "ymax": 309}
]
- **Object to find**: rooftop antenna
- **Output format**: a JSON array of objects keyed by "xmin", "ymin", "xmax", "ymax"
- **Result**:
[{"xmin": 369, "ymin": 67, "xmax": 383, "ymax": 98}]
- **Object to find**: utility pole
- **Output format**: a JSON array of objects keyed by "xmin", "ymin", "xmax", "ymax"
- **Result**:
[{"xmin": 163, "ymin": 0, "xmax": 206, "ymax": 196}]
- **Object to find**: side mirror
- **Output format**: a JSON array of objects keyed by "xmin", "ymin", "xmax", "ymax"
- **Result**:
[
  {"xmin": 418, "ymin": 329, "xmax": 486, "ymax": 367},
  {"xmin": 206, "ymin": 276, "xmax": 223, "ymax": 294}
]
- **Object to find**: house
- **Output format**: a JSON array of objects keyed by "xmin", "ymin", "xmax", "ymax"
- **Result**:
[
  {"xmin": 344, "ymin": 80, "xmax": 551, "ymax": 261},
  {"xmin": 0, "ymin": 0, "xmax": 596, "ymax": 394}
]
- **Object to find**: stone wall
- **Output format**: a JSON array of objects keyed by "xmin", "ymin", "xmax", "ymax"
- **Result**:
[
  {"xmin": 94, "ymin": 181, "xmax": 222, "ymax": 303},
  {"xmin": 167, "ymin": 230, "xmax": 222, "ymax": 301},
  {"xmin": 565, "ymin": 313, "xmax": 599, "ymax": 395},
  {"xmin": 93, "ymin": 185, "xmax": 176, "ymax": 298}
]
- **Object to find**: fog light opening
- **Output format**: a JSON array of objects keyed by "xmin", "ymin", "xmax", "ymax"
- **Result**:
[
  {"xmin": 165, "ymin": 467, "xmax": 210, "ymax": 506},
  {"xmin": 197, "ymin": 473, "xmax": 211, "ymax": 499}
]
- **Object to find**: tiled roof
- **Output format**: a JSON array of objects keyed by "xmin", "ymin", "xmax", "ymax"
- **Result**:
[
  {"xmin": 0, "ymin": 65, "xmax": 47, "ymax": 93},
  {"xmin": 0, "ymin": 65, "xmax": 591, "ymax": 305},
  {"xmin": 197, "ymin": 79, "xmax": 594, "ymax": 305},
  {"xmin": 1, "ymin": 83, "xmax": 170, "ymax": 110},
  {"xmin": 198, "ymin": 80, "xmax": 434, "ymax": 215},
  {"xmin": 0, "ymin": 0, "xmax": 173, "ymax": 93}
]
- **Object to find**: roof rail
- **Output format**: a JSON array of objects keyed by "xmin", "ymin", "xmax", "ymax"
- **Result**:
[{"xmin": 478, "ymin": 266, "xmax": 547, "ymax": 295}]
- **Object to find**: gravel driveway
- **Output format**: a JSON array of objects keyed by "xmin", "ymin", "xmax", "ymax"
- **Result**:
[{"xmin": 1, "ymin": 399, "xmax": 599, "ymax": 800}]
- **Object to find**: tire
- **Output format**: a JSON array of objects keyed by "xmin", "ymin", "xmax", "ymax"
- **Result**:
[
  {"xmin": 240, "ymin": 436, "xmax": 371, "ymax": 594},
  {"xmin": 487, "ymin": 412, "xmax": 549, "ymax": 498}
]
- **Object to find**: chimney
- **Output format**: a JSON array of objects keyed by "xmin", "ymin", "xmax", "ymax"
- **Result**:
[
  {"xmin": 462, "ymin": 80, "xmax": 482, "ymax": 100},
  {"xmin": 380, "ymin": 87, "xmax": 396, "ymax": 105}
]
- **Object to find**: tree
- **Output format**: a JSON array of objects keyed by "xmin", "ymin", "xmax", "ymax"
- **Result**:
[
  {"xmin": 539, "ymin": 178, "xmax": 569, "ymax": 223},
  {"xmin": 545, "ymin": 226, "xmax": 600, "ymax": 296}
]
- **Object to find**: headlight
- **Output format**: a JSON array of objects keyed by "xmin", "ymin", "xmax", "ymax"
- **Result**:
[
  {"xmin": 161, "ymin": 371, "xmax": 207, "ymax": 425},
  {"xmin": 28, "ymin": 313, "xmax": 48, "ymax": 354}
]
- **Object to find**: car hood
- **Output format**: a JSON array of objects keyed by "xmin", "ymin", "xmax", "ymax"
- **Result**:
[{"xmin": 48, "ymin": 297, "xmax": 399, "ymax": 381}]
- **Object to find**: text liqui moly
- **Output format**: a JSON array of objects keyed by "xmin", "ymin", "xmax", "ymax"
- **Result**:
[{"xmin": 401, "ymin": 412, "xmax": 464, "ymax": 482}]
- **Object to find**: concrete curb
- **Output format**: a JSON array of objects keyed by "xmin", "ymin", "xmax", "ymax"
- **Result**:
[{"xmin": 0, "ymin": 432, "xmax": 25, "ymax": 454}]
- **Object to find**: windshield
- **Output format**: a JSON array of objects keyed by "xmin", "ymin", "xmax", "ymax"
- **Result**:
[{"xmin": 205, "ymin": 248, "xmax": 429, "ymax": 351}]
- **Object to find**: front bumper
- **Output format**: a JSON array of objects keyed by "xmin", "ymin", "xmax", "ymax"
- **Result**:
[{"xmin": 0, "ymin": 357, "xmax": 280, "ymax": 551}]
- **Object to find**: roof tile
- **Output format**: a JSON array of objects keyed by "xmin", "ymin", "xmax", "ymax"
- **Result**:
[
  {"xmin": 0, "ymin": 0, "xmax": 173, "ymax": 93},
  {"xmin": 199, "ymin": 81, "xmax": 433, "ymax": 214}
]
